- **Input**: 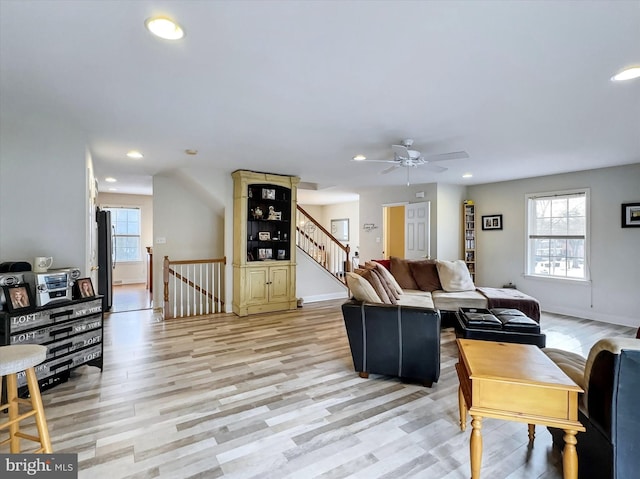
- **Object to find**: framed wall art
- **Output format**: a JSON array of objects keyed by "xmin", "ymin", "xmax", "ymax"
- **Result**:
[
  {"xmin": 481, "ymin": 214, "xmax": 503, "ymax": 230},
  {"xmin": 331, "ymin": 218, "xmax": 349, "ymax": 241},
  {"xmin": 621, "ymin": 202, "xmax": 640, "ymax": 228}
]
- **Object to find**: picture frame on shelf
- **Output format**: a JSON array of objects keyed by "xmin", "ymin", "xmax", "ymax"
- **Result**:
[
  {"xmin": 73, "ymin": 277, "xmax": 95, "ymax": 299},
  {"xmin": 481, "ymin": 214, "xmax": 503, "ymax": 230},
  {"xmin": 621, "ymin": 202, "xmax": 640, "ymax": 228},
  {"xmin": 3, "ymin": 283, "xmax": 34, "ymax": 312},
  {"xmin": 258, "ymin": 231, "xmax": 271, "ymax": 241},
  {"xmin": 277, "ymin": 249, "xmax": 286, "ymax": 260},
  {"xmin": 258, "ymin": 248, "xmax": 273, "ymax": 260},
  {"xmin": 262, "ymin": 188, "xmax": 276, "ymax": 200}
]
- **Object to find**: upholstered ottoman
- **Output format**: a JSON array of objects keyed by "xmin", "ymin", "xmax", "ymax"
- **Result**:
[{"xmin": 455, "ymin": 307, "xmax": 546, "ymax": 347}]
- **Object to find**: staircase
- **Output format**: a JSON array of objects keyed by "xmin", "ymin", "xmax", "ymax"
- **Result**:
[{"xmin": 296, "ymin": 205, "xmax": 351, "ymax": 285}]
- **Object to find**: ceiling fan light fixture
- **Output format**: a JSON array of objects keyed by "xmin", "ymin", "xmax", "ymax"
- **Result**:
[
  {"xmin": 611, "ymin": 66, "xmax": 640, "ymax": 81},
  {"xmin": 353, "ymin": 154, "xmax": 366, "ymax": 161},
  {"xmin": 145, "ymin": 17, "xmax": 185, "ymax": 40}
]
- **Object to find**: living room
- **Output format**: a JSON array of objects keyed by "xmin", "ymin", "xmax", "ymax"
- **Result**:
[{"xmin": 1, "ymin": 2, "xmax": 639, "ymax": 478}]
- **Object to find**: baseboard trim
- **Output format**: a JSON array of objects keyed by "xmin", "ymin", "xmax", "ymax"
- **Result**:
[
  {"xmin": 542, "ymin": 305, "xmax": 638, "ymax": 328},
  {"xmin": 301, "ymin": 291, "xmax": 349, "ymax": 304}
]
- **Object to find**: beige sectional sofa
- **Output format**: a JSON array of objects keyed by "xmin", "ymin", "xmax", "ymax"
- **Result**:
[{"xmin": 346, "ymin": 257, "xmax": 540, "ymax": 321}]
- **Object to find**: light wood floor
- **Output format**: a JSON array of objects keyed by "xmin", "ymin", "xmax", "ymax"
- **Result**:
[
  {"xmin": 6, "ymin": 302, "xmax": 635, "ymax": 479},
  {"xmin": 111, "ymin": 283, "xmax": 153, "ymax": 313}
]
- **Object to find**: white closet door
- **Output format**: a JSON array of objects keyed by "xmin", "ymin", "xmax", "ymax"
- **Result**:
[{"xmin": 405, "ymin": 202, "xmax": 430, "ymax": 259}]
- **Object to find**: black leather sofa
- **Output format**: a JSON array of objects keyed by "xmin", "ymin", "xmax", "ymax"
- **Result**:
[
  {"xmin": 544, "ymin": 339, "xmax": 640, "ymax": 479},
  {"xmin": 341, "ymin": 300, "xmax": 441, "ymax": 387}
]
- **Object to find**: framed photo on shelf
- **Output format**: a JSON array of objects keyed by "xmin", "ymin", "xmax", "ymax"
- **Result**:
[
  {"xmin": 481, "ymin": 214, "xmax": 503, "ymax": 230},
  {"xmin": 3, "ymin": 283, "xmax": 34, "ymax": 312},
  {"xmin": 258, "ymin": 231, "xmax": 271, "ymax": 241},
  {"xmin": 73, "ymin": 277, "xmax": 95, "ymax": 299},
  {"xmin": 621, "ymin": 202, "xmax": 640, "ymax": 228},
  {"xmin": 262, "ymin": 188, "xmax": 276, "ymax": 200},
  {"xmin": 277, "ymin": 249, "xmax": 286, "ymax": 260},
  {"xmin": 258, "ymin": 248, "xmax": 273, "ymax": 260}
]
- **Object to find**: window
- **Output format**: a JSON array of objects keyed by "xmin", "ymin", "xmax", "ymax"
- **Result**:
[
  {"xmin": 104, "ymin": 207, "xmax": 142, "ymax": 262},
  {"xmin": 526, "ymin": 189, "xmax": 589, "ymax": 280}
]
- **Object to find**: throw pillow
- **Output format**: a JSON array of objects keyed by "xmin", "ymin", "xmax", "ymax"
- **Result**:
[
  {"xmin": 371, "ymin": 261, "xmax": 403, "ymax": 297},
  {"xmin": 436, "ymin": 260, "xmax": 475, "ymax": 292},
  {"xmin": 408, "ymin": 260, "xmax": 442, "ymax": 292},
  {"xmin": 390, "ymin": 256, "xmax": 419, "ymax": 290},
  {"xmin": 371, "ymin": 269, "xmax": 397, "ymax": 304},
  {"xmin": 356, "ymin": 268, "xmax": 392, "ymax": 304},
  {"xmin": 345, "ymin": 272, "xmax": 381, "ymax": 303}
]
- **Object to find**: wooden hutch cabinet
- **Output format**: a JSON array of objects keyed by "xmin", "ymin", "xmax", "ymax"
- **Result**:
[{"xmin": 232, "ymin": 170, "xmax": 300, "ymax": 316}]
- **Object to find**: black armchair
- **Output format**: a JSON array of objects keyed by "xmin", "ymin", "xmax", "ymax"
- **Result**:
[
  {"xmin": 341, "ymin": 300, "xmax": 441, "ymax": 387},
  {"xmin": 544, "ymin": 338, "xmax": 640, "ymax": 479}
]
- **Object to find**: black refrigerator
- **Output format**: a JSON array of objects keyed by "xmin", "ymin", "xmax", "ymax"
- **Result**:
[{"xmin": 96, "ymin": 208, "xmax": 113, "ymax": 311}]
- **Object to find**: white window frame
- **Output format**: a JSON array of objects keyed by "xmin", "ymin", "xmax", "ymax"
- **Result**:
[
  {"xmin": 104, "ymin": 206, "xmax": 142, "ymax": 263},
  {"xmin": 524, "ymin": 188, "xmax": 590, "ymax": 282}
]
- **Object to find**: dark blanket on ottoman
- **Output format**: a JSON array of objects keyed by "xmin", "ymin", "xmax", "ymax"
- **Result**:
[{"xmin": 476, "ymin": 287, "xmax": 540, "ymax": 322}]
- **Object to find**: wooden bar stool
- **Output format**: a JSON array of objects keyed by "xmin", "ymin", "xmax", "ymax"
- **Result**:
[{"xmin": 0, "ymin": 344, "xmax": 53, "ymax": 453}]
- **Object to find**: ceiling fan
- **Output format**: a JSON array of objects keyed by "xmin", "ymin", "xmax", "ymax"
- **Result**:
[{"xmin": 352, "ymin": 139, "xmax": 469, "ymax": 185}]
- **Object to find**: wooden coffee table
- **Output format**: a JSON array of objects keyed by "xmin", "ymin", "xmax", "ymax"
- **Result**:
[{"xmin": 455, "ymin": 338, "xmax": 585, "ymax": 479}]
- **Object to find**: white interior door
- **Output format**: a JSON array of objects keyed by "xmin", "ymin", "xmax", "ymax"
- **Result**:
[{"xmin": 405, "ymin": 202, "xmax": 430, "ymax": 259}]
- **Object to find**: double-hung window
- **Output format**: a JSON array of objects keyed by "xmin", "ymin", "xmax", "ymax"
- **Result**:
[
  {"xmin": 526, "ymin": 189, "xmax": 589, "ymax": 280},
  {"xmin": 104, "ymin": 207, "xmax": 142, "ymax": 262}
]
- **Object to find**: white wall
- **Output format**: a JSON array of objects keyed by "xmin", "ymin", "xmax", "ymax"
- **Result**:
[
  {"xmin": 468, "ymin": 163, "xmax": 640, "ymax": 327},
  {"xmin": 296, "ymin": 251, "xmax": 348, "ymax": 303},
  {"xmin": 98, "ymin": 193, "xmax": 153, "ymax": 285},
  {"xmin": 357, "ymin": 183, "xmax": 438, "ymax": 261},
  {"xmin": 152, "ymin": 168, "xmax": 230, "ymax": 308},
  {"xmin": 0, "ymin": 114, "xmax": 90, "ymax": 273},
  {"xmin": 436, "ymin": 183, "xmax": 467, "ymax": 260}
]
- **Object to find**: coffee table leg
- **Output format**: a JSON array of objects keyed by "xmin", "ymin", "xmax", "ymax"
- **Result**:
[
  {"xmin": 562, "ymin": 430, "xmax": 578, "ymax": 479},
  {"xmin": 528, "ymin": 424, "xmax": 535, "ymax": 442},
  {"xmin": 458, "ymin": 386, "xmax": 467, "ymax": 431},
  {"xmin": 470, "ymin": 415, "xmax": 483, "ymax": 479}
]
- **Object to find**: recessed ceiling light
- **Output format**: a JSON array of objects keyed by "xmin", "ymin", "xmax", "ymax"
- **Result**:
[
  {"xmin": 126, "ymin": 150, "xmax": 143, "ymax": 159},
  {"xmin": 611, "ymin": 66, "xmax": 640, "ymax": 81},
  {"xmin": 105, "ymin": 177, "xmax": 117, "ymax": 183},
  {"xmin": 184, "ymin": 149, "xmax": 198, "ymax": 155},
  {"xmin": 145, "ymin": 17, "xmax": 185, "ymax": 40},
  {"xmin": 353, "ymin": 154, "xmax": 366, "ymax": 161},
  {"xmin": 462, "ymin": 173, "xmax": 473, "ymax": 178}
]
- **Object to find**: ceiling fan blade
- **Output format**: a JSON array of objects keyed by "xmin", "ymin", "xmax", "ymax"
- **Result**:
[
  {"xmin": 351, "ymin": 158, "xmax": 399, "ymax": 163},
  {"xmin": 423, "ymin": 164, "xmax": 448, "ymax": 173},
  {"xmin": 391, "ymin": 144, "xmax": 410, "ymax": 158},
  {"xmin": 380, "ymin": 165, "xmax": 401, "ymax": 175},
  {"xmin": 424, "ymin": 150, "xmax": 469, "ymax": 162}
]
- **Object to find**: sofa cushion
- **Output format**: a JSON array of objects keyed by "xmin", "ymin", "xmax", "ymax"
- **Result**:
[
  {"xmin": 390, "ymin": 256, "xmax": 419, "ymax": 290},
  {"xmin": 370, "ymin": 261, "xmax": 403, "ymax": 297},
  {"xmin": 345, "ymin": 272, "xmax": 381, "ymax": 303},
  {"xmin": 436, "ymin": 259, "xmax": 475, "ymax": 292},
  {"xmin": 396, "ymin": 292, "xmax": 435, "ymax": 309},
  {"xmin": 354, "ymin": 268, "xmax": 391, "ymax": 304},
  {"xmin": 408, "ymin": 259, "xmax": 442, "ymax": 292},
  {"xmin": 432, "ymin": 289, "xmax": 488, "ymax": 311}
]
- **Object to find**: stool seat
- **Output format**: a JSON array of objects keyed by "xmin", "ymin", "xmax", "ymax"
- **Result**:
[
  {"xmin": 0, "ymin": 345, "xmax": 47, "ymax": 376},
  {"xmin": 0, "ymin": 344, "xmax": 52, "ymax": 453}
]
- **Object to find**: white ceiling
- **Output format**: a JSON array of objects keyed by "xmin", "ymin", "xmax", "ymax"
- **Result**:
[{"xmin": 1, "ymin": 1, "xmax": 639, "ymax": 203}]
